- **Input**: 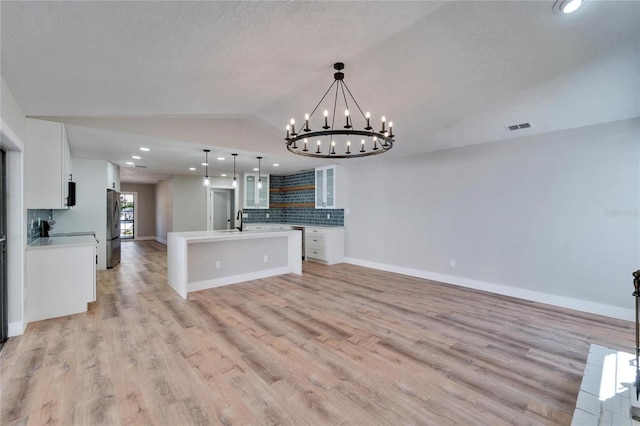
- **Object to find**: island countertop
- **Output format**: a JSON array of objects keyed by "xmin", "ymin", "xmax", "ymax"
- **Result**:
[{"xmin": 169, "ymin": 228, "xmax": 300, "ymax": 242}]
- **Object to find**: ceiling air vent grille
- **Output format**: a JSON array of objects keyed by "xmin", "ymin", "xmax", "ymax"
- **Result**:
[{"xmin": 507, "ymin": 122, "xmax": 532, "ymax": 131}]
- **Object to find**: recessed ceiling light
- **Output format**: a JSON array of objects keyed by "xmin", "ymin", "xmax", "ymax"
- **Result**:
[
  {"xmin": 553, "ymin": 0, "xmax": 585, "ymax": 14},
  {"xmin": 253, "ymin": 167, "xmax": 259, "ymax": 171},
  {"xmin": 140, "ymin": 147, "xmax": 150, "ymax": 152},
  {"xmin": 189, "ymin": 167, "xmax": 196, "ymax": 171},
  {"xmin": 221, "ymin": 173, "xmax": 227, "ymax": 177},
  {"xmin": 132, "ymin": 155, "xmax": 141, "ymax": 160},
  {"xmin": 202, "ymin": 162, "xmax": 208, "ymax": 166},
  {"xmin": 273, "ymin": 163, "xmax": 279, "ymax": 167},
  {"xmin": 217, "ymin": 157, "xmax": 225, "ymax": 161},
  {"xmin": 126, "ymin": 161, "xmax": 135, "ymax": 166}
]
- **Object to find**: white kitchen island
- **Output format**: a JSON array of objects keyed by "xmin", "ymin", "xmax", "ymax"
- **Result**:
[{"xmin": 167, "ymin": 229, "xmax": 302, "ymax": 299}]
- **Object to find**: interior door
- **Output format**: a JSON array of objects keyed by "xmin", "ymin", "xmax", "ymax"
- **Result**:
[
  {"xmin": 0, "ymin": 149, "xmax": 7, "ymax": 345},
  {"xmin": 212, "ymin": 190, "xmax": 231, "ymax": 230}
]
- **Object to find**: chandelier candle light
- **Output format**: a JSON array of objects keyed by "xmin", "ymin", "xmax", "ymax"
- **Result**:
[{"xmin": 285, "ymin": 62, "xmax": 395, "ymax": 159}]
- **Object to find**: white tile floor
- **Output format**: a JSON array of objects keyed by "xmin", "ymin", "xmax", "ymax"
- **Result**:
[{"xmin": 572, "ymin": 344, "xmax": 640, "ymax": 425}]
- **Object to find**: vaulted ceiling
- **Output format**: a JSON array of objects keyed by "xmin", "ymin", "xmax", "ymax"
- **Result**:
[{"xmin": 1, "ymin": 1, "xmax": 638, "ymax": 182}]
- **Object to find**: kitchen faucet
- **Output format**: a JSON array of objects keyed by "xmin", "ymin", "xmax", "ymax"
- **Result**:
[{"xmin": 236, "ymin": 209, "xmax": 244, "ymax": 232}]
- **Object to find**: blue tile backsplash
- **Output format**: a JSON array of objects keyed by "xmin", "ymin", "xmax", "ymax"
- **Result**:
[
  {"xmin": 245, "ymin": 170, "xmax": 344, "ymax": 226},
  {"xmin": 27, "ymin": 209, "xmax": 53, "ymax": 245}
]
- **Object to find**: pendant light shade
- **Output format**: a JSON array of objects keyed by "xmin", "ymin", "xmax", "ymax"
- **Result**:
[
  {"xmin": 202, "ymin": 149, "xmax": 210, "ymax": 187},
  {"xmin": 257, "ymin": 156, "xmax": 263, "ymax": 189},
  {"xmin": 232, "ymin": 153, "xmax": 238, "ymax": 188}
]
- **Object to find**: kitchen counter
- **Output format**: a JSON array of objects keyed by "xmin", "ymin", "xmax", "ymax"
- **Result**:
[
  {"xmin": 167, "ymin": 229, "xmax": 302, "ymax": 298},
  {"xmin": 27, "ymin": 235, "xmax": 98, "ymax": 249},
  {"xmin": 26, "ymin": 235, "xmax": 97, "ymax": 322}
]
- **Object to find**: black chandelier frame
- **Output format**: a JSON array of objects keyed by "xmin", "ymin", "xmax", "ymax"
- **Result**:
[{"xmin": 285, "ymin": 62, "xmax": 394, "ymax": 159}]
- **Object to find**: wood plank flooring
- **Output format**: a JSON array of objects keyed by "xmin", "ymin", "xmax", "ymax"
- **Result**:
[{"xmin": 0, "ymin": 240, "xmax": 634, "ymax": 425}]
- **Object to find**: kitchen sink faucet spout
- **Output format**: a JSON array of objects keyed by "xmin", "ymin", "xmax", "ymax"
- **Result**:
[{"xmin": 236, "ymin": 210, "xmax": 244, "ymax": 231}]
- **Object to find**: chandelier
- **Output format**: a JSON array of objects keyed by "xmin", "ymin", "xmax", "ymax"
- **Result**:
[{"xmin": 285, "ymin": 62, "xmax": 394, "ymax": 159}]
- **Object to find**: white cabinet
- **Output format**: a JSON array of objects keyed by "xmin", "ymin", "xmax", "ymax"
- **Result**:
[
  {"xmin": 107, "ymin": 161, "xmax": 120, "ymax": 191},
  {"xmin": 315, "ymin": 165, "xmax": 343, "ymax": 209},
  {"xmin": 305, "ymin": 226, "xmax": 345, "ymax": 265},
  {"xmin": 25, "ymin": 118, "xmax": 73, "ymax": 209},
  {"xmin": 244, "ymin": 224, "xmax": 292, "ymax": 231},
  {"xmin": 244, "ymin": 173, "xmax": 270, "ymax": 209},
  {"xmin": 26, "ymin": 242, "xmax": 97, "ymax": 322}
]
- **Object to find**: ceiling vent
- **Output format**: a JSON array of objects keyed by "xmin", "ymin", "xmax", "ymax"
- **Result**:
[{"xmin": 506, "ymin": 122, "xmax": 532, "ymax": 131}]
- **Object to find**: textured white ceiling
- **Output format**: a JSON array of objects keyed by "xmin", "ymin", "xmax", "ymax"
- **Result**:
[{"xmin": 1, "ymin": 1, "xmax": 638, "ymax": 182}]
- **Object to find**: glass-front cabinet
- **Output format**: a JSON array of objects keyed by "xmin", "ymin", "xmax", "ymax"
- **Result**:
[
  {"xmin": 244, "ymin": 173, "xmax": 269, "ymax": 209},
  {"xmin": 315, "ymin": 165, "xmax": 342, "ymax": 209}
]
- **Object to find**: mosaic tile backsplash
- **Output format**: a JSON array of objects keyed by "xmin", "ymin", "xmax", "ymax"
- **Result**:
[
  {"xmin": 245, "ymin": 170, "xmax": 344, "ymax": 227},
  {"xmin": 27, "ymin": 209, "xmax": 53, "ymax": 245}
]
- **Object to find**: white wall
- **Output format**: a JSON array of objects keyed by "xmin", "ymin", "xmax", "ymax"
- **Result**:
[
  {"xmin": 53, "ymin": 159, "xmax": 108, "ymax": 269},
  {"xmin": 345, "ymin": 118, "xmax": 640, "ymax": 320},
  {"xmin": 155, "ymin": 179, "xmax": 172, "ymax": 243},
  {"xmin": 0, "ymin": 75, "xmax": 27, "ymax": 335},
  {"xmin": 172, "ymin": 175, "xmax": 207, "ymax": 232}
]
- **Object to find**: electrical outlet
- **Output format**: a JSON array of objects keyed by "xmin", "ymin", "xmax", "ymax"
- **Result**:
[
  {"xmin": 450, "ymin": 259, "xmax": 456, "ymax": 268},
  {"xmin": 215, "ymin": 261, "xmax": 221, "ymax": 269},
  {"xmin": 266, "ymin": 213, "xmax": 269, "ymax": 218},
  {"xmin": 242, "ymin": 213, "xmax": 248, "ymax": 219},
  {"xmin": 327, "ymin": 213, "xmax": 331, "ymax": 219},
  {"xmin": 263, "ymin": 255, "xmax": 269, "ymax": 263}
]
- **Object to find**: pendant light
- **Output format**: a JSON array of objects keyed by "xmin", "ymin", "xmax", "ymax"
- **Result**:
[
  {"xmin": 232, "ymin": 153, "xmax": 238, "ymax": 187},
  {"xmin": 202, "ymin": 149, "xmax": 210, "ymax": 186},
  {"xmin": 257, "ymin": 156, "xmax": 263, "ymax": 189}
]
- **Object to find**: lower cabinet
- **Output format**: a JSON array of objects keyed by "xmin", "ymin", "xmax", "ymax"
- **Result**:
[
  {"xmin": 26, "ymin": 243, "xmax": 97, "ymax": 322},
  {"xmin": 305, "ymin": 227, "xmax": 344, "ymax": 265}
]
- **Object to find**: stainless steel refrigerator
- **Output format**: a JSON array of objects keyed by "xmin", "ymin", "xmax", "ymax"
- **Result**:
[{"xmin": 106, "ymin": 189, "xmax": 121, "ymax": 268}]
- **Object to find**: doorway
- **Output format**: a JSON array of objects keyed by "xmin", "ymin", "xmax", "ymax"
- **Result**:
[
  {"xmin": 209, "ymin": 188, "xmax": 235, "ymax": 230},
  {"xmin": 120, "ymin": 192, "xmax": 136, "ymax": 240}
]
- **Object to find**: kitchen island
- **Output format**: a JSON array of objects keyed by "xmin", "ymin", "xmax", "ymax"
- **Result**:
[{"xmin": 167, "ymin": 229, "xmax": 302, "ymax": 299}]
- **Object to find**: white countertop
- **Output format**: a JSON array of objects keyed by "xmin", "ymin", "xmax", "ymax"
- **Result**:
[
  {"xmin": 169, "ymin": 229, "xmax": 299, "ymax": 243},
  {"xmin": 27, "ymin": 235, "xmax": 98, "ymax": 249}
]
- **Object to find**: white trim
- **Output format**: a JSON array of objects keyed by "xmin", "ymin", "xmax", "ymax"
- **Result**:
[
  {"xmin": 344, "ymin": 257, "xmax": 634, "ymax": 322},
  {"xmin": 156, "ymin": 237, "xmax": 167, "ymax": 245},
  {"xmin": 8, "ymin": 321, "xmax": 24, "ymax": 337}
]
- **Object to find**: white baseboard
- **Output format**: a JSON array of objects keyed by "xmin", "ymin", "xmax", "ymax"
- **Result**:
[
  {"xmin": 156, "ymin": 237, "xmax": 167, "ymax": 245},
  {"xmin": 122, "ymin": 236, "xmax": 156, "ymax": 242},
  {"xmin": 8, "ymin": 321, "xmax": 25, "ymax": 337},
  {"xmin": 344, "ymin": 257, "xmax": 634, "ymax": 322}
]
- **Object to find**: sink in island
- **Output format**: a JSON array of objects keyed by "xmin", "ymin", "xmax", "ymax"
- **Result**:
[{"xmin": 167, "ymin": 229, "xmax": 302, "ymax": 299}]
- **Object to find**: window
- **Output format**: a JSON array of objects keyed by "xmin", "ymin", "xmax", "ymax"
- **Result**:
[{"xmin": 120, "ymin": 193, "xmax": 134, "ymax": 239}]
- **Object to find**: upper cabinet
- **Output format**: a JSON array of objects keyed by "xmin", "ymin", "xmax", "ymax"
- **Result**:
[
  {"xmin": 315, "ymin": 165, "xmax": 343, "ymax": 209},
  {"xmin": 244, "ymin": 173, "xmax": 270, "ymax": 209},
  {"xmin": 25, "ymin": 118, "xmax": 72, "ymax": 209},
  {"xmin": 107, "ymin": 161, "xmax": 120, "ymax": 191}
]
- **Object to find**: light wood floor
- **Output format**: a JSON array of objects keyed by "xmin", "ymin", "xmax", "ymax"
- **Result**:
[{"xmin": 1, "ymin": 241, "xmax": 634, "ymax": 425}]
